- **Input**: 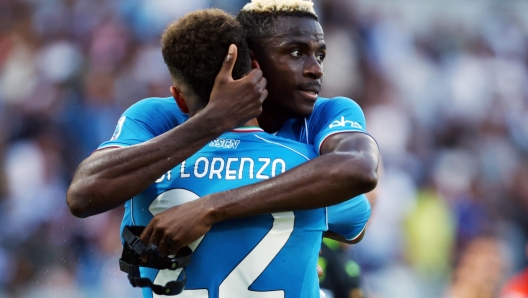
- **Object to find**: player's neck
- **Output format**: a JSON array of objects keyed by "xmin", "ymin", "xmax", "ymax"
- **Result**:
[
  {"xmin": 257, "ymin": 108, "xmax": 288, "ymax": 133},
  {"xmin": 242, "ymin": 118, "xmax": 259, "ymax": 128}
]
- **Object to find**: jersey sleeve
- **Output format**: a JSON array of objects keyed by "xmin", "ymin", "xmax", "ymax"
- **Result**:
[
  {"xmin": 309, "ymin": 97, "xmax": 369, "ymax": 155},
  {"xmin": 98, "ymin": 97, "xmax": 187, "ymax": 150},
  {"xmin": 326, "ymin": 194, "xmax": 371, "ymax": 242}
]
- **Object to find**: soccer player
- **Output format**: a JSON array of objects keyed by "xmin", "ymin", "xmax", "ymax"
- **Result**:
[
  {"xmin": 103, "ymin": 9, "xmax": 369, "ymax": 298},
  {"xmin": 67, "ymin": 0, "xmax": 378, "ymax": 253},
  {"xmin": 139, "ymin": 0, "xmax": 378, "ymax": 252}
]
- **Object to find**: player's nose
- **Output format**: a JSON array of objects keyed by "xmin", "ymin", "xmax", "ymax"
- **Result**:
[{"xmin": 303, "ymin": 55, "xmax": 323, "ymax": 80}]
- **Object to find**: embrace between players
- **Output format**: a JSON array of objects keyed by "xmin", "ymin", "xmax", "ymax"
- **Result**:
[{"xmin": 66, "ymin": 0, "xmax": 380, "ymax": 297}]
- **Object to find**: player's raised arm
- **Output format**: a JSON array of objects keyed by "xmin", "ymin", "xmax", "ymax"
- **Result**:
[
  {"xmin": 66, "ymin": 44, "xmax": 267, "ymax": 218},
  {"xmin": 212, "ymin": 132, "xmax": 378, "ymax": 215}
]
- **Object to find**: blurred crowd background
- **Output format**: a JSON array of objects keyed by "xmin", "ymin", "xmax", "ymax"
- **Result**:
[{"xmin": 0, "ymin": 0, "xmax": 527, "ymax": 297}]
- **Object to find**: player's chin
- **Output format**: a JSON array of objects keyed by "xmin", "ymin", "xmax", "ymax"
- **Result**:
[
  {"xmin": 286, "ymin": 107, "xmax": 313, "ymax": 119},
  {"xmin": 286, "ymin": 95, "xmax": 315, "ymax": 117},
  {"xmin": 294, "ymin": 101, "xmax": 316, "ymax": 118},
  {"xmin": 279, "ymin": 95, "xmax": 315, "ymax": 118}
]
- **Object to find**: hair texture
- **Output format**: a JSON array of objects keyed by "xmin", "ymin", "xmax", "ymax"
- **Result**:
[
  {"xmin": 241, "ymin": 0, "xmax": 317, "ymax": 15},
  {"xmin": 161, "ymin": 9, "xmax": 250, "ymax": 105},
  {"xmin": 237, "ymin": 0, "xmax": 318, "ymax": 48}
]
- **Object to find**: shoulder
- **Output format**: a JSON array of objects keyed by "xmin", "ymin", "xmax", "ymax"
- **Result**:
[
  {"xmin": 313, "ymin": 96, "xmax": 362, "ymax": 112},
  {"xmin": 126, "ymin": 97, "xmax": 182, "ymax": 116},
  {"xmin": 124, "ymin": 97, "xmax": 188, "ymax": 125},
  {"xmin": 307, "ymin": 96, "xmax": 366, "ymax": 129}
]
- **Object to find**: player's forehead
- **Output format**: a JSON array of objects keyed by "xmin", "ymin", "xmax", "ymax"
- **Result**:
[{"xmin": 265, "ymin": 16, "xmax": 324, "ymax": 46}]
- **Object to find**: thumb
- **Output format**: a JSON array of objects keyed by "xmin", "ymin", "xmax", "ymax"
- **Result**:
[{"xmin": 217, "ymin": 44, "xmax": 238, "ymax": 82}]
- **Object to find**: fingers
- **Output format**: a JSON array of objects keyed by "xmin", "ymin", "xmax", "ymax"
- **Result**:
[
  {"xmin": 243, "ymin": 68, "xmax": 263, "ymax": 84},
  {"xmin": 140, "ymin": 223, "xmax": 154, "ymax": 244},
  {"xmin": 148, "ymin": 227, "xmax": 163, "ymax": 249},
  {"xmin": 317, "ymin": 264, "xmax": 324, "ymax": 277},
  {"xmin": 156, "ymin": 235, "xmax": 186, "ymax": 257},
  {"xmin": 216, "ymin": 44, "xmax": 238, "ymax": 83},
  {"xmin": 259, "ymin": 89, "xmax": 268, "ymax": 103},
  {"xmin": 158, "ymin": 234, "xmax": 170, "ymax": 256},
  {"xmin": 141, "ymin": 216, "xmax": 165, "ymax": 248},
  {"xmin": 251, "ymin": 59, "xmax": 260, "ymax": 70},
  {"xmin": 140, "ymin": 216, "xmax": 185, "ymax": 256},
  {"xmin": 257, "ymin": 76, "xmax": 267, "ymax": 103}
]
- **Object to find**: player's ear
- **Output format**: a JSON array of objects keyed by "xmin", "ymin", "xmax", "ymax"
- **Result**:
[{"xmin": 171, "ymin": 86, "xmax": 189, "ymax": 114}]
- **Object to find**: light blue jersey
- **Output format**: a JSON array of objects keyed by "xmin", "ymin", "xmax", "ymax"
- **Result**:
[
  {"xmin": 274, "ymin": 97, "xmax": 369, "ymax": 155},
  {"xmin": 273, "ymin": 96, "xmax": 373, "ymax": 242},
  {"xmin": 98, "ymin": 97, "xmax": 371, "ymax": 297}
]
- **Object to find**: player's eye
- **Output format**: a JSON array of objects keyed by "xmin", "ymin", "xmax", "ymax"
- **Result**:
[
  {"xmin": 316, "ymin": 52, "xmax": 326, "ymax": 63},
  {"xmin": 291, "ymin": 50, "xmax": 302, "ymax": 58}
]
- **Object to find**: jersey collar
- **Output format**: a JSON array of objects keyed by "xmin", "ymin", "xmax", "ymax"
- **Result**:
[{"xmin": 231, "ymin": 126, "xmax": 264, "ymax": 133}]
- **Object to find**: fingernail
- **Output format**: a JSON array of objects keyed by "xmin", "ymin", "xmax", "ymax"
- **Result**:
[{"xmin": 226, "ymin": 53, "xmax": 232, "ymax": 62}]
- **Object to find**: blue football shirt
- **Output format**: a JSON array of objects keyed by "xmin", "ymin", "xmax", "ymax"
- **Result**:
[{"xmin": 98, "ymin": 97, "xmax": 371, "ymax": 297}]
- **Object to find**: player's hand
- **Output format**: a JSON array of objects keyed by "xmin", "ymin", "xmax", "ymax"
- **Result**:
[
  {"xmin": 317, "ymin": 249, "xmax": 323, "ymax": 277},
  {"xmin": 205, "ymin": 44, "xmax": 267, "ymax": 131},
  {"xmin": 139, "ymin": 198, "xmax": 214, "ymax": 256}
]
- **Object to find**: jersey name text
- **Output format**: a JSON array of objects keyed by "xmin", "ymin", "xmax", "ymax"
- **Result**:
[{"xmin": 155, "ymin": 156, "xmax": 287, "ymax": 182}]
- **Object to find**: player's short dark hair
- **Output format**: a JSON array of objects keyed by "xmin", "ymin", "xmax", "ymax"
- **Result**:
[
  {"xmin": 161, "ymin": 9, "xmax": 250, "ymax": 105},
  {"xmin": 236, "ymin": 1, "xmax": 319, "ymax": 50}
]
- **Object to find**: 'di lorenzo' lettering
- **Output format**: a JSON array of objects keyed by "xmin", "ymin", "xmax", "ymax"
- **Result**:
[{"xmin": 155, "ymin": 156, "xmax": 287, "ymax": 182}]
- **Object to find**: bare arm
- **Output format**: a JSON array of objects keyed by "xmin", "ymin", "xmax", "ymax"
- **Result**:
[
  {"xmin": 66, "ymin": 45, "xmax": 267, "ymax": 218},
  {"xmin": 141, "ymin": 132, "xmax": 379, "ymax": 254},
  {"xmin": 206, "ymin": 133, "xmax": 378, "ymax": 218},
  {"xmin": 67, "ymin": 116, "xmax": 227, "ymax": 218}
]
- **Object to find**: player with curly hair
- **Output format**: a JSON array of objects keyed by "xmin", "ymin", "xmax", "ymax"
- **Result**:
[
  {"xmin": 160, "ymin": 9, "xmax": 252, "ymax": 108},
  {"xmin": 79, "ymin": 8, "xmax": 370, "ymax": 298},
  {"xmin": 136, "ymin": 0, "xmax": 377, "ymax": 249},
  {"xmin": 67, "ymin": 2, "xmax": 377, "ymax": 292}
]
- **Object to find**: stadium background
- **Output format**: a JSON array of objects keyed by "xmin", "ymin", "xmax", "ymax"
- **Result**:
[{"xmin": 1, "ymin": 0, "xmax": 527, "ymax": 297}]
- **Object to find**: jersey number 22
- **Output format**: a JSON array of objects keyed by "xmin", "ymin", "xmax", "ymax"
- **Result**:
[{"xmin": 148, "ymin": 188, "xmax": 294, "ymax": 298}]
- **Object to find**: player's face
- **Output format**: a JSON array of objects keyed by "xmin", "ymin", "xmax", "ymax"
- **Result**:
[{"xmin": 255, "ymin": 16, "xmax": 325, "ymax": 118}]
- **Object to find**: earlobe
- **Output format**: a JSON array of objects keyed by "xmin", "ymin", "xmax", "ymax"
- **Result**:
[{"xmin": 170, "ymin": 86, "xmax": 189, "ymax": 114}]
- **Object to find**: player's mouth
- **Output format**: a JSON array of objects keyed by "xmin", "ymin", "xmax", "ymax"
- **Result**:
[
  {"xmin": 297, "ymin": 84, "xmax": 321, "ymax": 100},
  {"xmin": 297, "ymin": 90, "xmax": 318, "ymax": 101}
]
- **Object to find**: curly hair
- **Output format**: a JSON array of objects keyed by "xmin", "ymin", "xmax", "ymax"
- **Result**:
[
  {"xmin": 161, "ymin": 9, "xmax": 250, "ymax": 105},
  {"xmin": 236, "ymin": 0, "xmax": 318, "ymax": 49}
]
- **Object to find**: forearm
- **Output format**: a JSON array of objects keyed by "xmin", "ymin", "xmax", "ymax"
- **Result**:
[
  {"xmin": 207, "ymin": 151, "xmax": 378, "ymax": 223},
  {"xmin": 67, "ymin": 114, "xmax": 226, "ymax": 218}
]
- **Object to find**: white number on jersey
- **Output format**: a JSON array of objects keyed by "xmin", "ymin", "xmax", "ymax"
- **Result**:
[{"xmin": 148, "ymin": 188, "xmax": 294, "ymax": 298}]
